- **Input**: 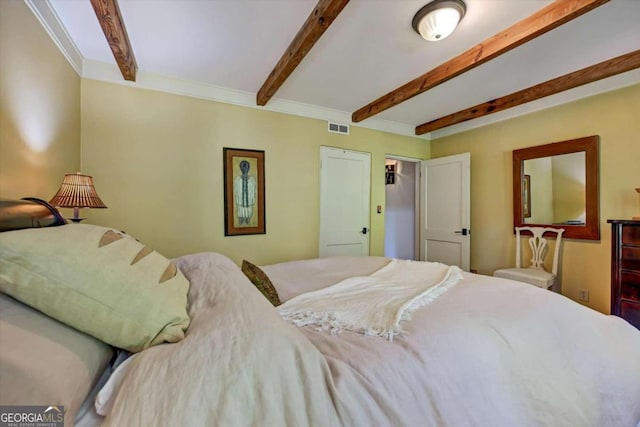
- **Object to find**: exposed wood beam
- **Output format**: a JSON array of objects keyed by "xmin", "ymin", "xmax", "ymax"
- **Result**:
[
  {"xmin": 352, "ymin": 0, "xmax": 609, "ymax": 123},
  {"xmin": 90, "ymin": 0, "xmax": 137, "ymax": 81},
  {"xmin": 415, "ymin": 49, "xmax": 640, "ymax": 135},
  {"xmin": 257, "ymin": 0, "xmax": 350, "ymax": 106}
]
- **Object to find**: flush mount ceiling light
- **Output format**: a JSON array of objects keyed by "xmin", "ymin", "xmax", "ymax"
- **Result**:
[{"xmin": 412, "ymin": 0, "xmax": 466, "ymax": 42}]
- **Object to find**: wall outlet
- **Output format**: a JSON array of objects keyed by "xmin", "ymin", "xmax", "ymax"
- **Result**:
[{"xmin": 578, "ymin": 288, "xmax": 589, "ymax": 302}]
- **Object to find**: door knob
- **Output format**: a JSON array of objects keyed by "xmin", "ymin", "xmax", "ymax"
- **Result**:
[
  {"xmin": 361, "ymin": 227, "xmax": 369, "ymax": 235},
  {"xmin": 454, "ymin": 228, "xmax": 469, "ymax": 236}
]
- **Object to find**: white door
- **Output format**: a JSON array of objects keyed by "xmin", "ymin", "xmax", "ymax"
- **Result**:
[
  {"xmin": 420, "ymin": 153, "xmax": 470, "ymax": 270},
  {"xmin": 319, "ymin": 147, "xmax": 371, "ymax": 257}
]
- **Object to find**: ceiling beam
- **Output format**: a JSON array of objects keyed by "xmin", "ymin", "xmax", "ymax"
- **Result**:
[
  {"xmin": 352, "ymin": 0, "xmax": 609, "ymax": 123},
  {"xmin": 257, "ymin": 0, "xmax": 350, "ymax": 106},
  {"xmin": 90, "ymin": 0, "xmax": 137, "ymax": 81},
  {"xmin": 415, "ymin": 49, "xmax": 640, "ymax": 135}
]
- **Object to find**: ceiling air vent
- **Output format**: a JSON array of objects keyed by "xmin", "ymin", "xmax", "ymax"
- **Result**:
[{"xmin": 328, "ymin": 122, "xmax": 349, "ymax": 135}]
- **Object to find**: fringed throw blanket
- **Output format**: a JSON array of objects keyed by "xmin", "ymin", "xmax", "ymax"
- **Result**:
[{"xmin": 278, "ymin": 259, "xmax": 463, "ymax": 339}]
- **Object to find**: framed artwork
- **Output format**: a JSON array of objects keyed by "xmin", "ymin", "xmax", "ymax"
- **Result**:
[
  {"xmin": 523, "ymin": 174, "xmax": 531, "ymax": 218},
  {"xmin": 223, "ymin": 148, "xmax": 265, "ymax": 236},
  {"xmin": 385, "ymin": 164, "xmax": 395, "ymax": 185}
]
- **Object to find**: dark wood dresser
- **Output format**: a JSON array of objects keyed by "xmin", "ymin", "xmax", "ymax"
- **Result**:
[{"xmin": 608, "ymin": 220, "xmax": 640, "ymax": 330}]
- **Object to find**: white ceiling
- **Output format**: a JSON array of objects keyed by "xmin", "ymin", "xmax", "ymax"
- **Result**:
[{"xmin": 33, "ymin": 0, "xmax": 640, "ymax": 139}]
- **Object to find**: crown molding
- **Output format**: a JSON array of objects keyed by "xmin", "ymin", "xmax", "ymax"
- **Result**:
[
  {"xmin": 81, "ymin": 59, "xmax": 428, "ymax": 140},
  {"xmin": 24, "ymin": 0, "xmax": 83, "ymax": 75}
]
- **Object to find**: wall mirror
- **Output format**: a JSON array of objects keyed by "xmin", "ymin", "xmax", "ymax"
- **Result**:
[{"xmin": 513, "ymin": 135, "xmax": 599, "ymax": 240}]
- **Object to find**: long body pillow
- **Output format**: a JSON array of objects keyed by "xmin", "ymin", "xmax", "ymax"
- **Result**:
[{"xmin": 0, "ymin": 224, "xmax": 190, "ymax": 352}]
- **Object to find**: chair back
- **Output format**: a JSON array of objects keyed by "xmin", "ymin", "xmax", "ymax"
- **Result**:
[{"xmin": 515, "ymin": 226, "xmax": 565, "ymax": 276}]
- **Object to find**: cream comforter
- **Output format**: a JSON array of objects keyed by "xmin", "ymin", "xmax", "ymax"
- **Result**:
[{"xmin": 102, "ymin": 253, "xmax": 640, "ymax": 427}]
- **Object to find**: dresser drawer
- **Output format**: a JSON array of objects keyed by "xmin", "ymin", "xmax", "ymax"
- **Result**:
[
  {"xmin": 620, "ymin": 271, "xmax": 640, "ymax": 303},
  {"xmin": 621, "ymin": 271, "xmax": 640, "ymax": 302},
  {"xmin": 621, "ymin": 247, "xmax": 640, "ymax": 271},
  {"xmin": 622, "ymin": 225, "xmax": 640, "ymax": 245},
  {"xmin": 620, "ymin": 301, "xmax": 640, "ymax": 330}
]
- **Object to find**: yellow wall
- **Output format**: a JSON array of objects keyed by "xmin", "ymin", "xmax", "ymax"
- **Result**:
[
  {"xmin": 0, "ymin": 1, "xmax": 80, "ymax": 198},
  {"xmin": 80, "ymin": 79, "xmax": 429, "ymax": 265},
  {"xmin": 431, "ymin": 84, "xmax": 640, "ymax": 313}
]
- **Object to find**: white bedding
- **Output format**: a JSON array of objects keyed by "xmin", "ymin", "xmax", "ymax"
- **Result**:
[{"xmin": 102, "ymin": 253, "xmax": 640, "ymax": 426}]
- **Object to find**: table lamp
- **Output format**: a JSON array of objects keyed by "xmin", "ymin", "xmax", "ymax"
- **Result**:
[{"xmin": 49, "ymin": 173, "xmax": 107, "ymax": 222}]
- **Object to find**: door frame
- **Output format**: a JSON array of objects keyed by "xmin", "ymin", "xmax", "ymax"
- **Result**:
[{"xmin": 385, "ymin": 155, "xmax": 422, "ymax": 260}]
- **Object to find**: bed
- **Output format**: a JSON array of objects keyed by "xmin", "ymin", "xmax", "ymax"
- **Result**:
[{"xmin": 1, "ymin": 198, "xmax": 640, "ymax": 427}]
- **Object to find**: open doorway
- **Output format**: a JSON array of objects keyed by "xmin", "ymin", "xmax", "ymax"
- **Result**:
[{"xmin": 384, "ymin": 156, "xmax": 420, "ymax": 260}]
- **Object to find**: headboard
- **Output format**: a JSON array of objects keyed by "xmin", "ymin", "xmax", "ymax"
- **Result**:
[{"xmin": 0, "ymin": 198, "xmax": 66, "ymax": 232}]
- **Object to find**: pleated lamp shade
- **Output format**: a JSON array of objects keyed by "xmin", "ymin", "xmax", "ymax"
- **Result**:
[{"xmin": 49, "ymin": 173, "xmax": 107, "ymax": 222}]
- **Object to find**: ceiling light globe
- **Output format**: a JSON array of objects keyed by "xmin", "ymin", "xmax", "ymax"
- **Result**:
[
  {"xmin": 412, "ymin": 0, "xmax": 466, "ymax": 42},
  {"xmin": 418, "ymin": 8, "xmax": 461, "ymax": 41}
]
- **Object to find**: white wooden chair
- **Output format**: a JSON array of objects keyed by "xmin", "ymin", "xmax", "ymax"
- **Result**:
[{"xmin": 494, "ymin": 226, "xmax": 565, "ymax": 290}]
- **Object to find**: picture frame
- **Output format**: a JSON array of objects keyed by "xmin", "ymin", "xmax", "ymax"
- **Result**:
[
  {"xmin": 223, "ymin": 147, "xmax": 265, "ymax": 236},
  {"xmin": 385, "ymin": 164, "xmax": 395, "ymax": 185},
  {"xmin": 523, "ymin": 174, "xmax": 531, "ymax": 218}
]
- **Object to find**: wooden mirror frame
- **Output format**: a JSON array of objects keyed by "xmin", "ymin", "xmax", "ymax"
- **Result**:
[{"xmin": 513, "ymin": 135, "xmax": 599, "ymax": 240}]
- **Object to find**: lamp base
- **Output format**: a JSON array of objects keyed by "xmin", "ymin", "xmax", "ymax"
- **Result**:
[
  {"xmin": 66, "ymin": 217, "xmax": 86, "ymax": 223},
  {"xmin": 633, "ymin": 216, "xmax": 640, "ymax": 220}
]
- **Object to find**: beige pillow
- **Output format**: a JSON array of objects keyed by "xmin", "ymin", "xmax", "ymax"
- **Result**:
[{"xmin": 0, "ymin": 224, "xmax": 190, "ymax": 352}]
